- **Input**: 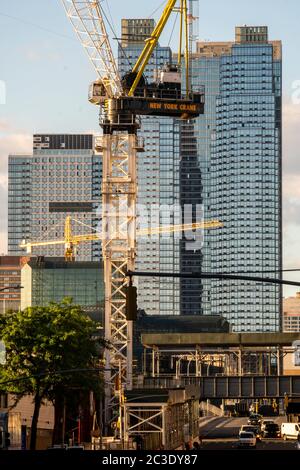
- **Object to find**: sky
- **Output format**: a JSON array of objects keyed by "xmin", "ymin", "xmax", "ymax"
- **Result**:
[{"xmin": 0, "ymin": 0, "xmax": 300, "ymax": 296}]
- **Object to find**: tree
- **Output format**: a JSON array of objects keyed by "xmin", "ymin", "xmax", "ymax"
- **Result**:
[{"xmin": 0, "ymin": 298, "xmax": 104, "ymax": 450}]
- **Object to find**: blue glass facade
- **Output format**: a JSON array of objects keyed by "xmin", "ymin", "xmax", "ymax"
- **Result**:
[
  {"xmin": 192, "ymin": 30, "xmax": 282, "ymax": 331},
  {"xmin": 8, "ymin": 155, "xmax": 31, "ymax": 254},
  {"xmin": 189, "ymin": 54, "xmax": 222, "ymax": 315},
  {"xmin": 118, "ymin": 20, "xmax": 180, "ymax": 315}
]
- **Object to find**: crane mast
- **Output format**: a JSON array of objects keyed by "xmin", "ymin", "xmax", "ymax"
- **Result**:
[{"xmin": 61, "ymin": 0, "xmax": 205, "ymax": 435}]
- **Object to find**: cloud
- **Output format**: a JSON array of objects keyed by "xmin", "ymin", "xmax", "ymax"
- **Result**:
[
  {"xmin": 282, "ymin": 103, "xmax": 300, "ymax": 218},
  {"xmin": 282, "ymin": 102, "xmax": 300, "ymax": 176},
  {"xmin": 0, "ymin": 120, "xmax": 11, "ymax": 132},
  {"xmin": 23, "ymin": 44, "xmax": 61, "ymax": 63}
]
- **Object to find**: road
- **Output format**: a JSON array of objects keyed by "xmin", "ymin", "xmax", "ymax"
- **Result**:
[{"xmin": 198, "ymin": 416, "xmax": 297, "ymax": 450}]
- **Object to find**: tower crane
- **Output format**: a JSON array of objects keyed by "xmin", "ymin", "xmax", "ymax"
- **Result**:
[
  {"xmin": 60, "ymin": 0, "xmax": 206, "ymax": 431},
  {"xmin": 20, "ymin": 216, "xmax": 222, "ymax": 261}
]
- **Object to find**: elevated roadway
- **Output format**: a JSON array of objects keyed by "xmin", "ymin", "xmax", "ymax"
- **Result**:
[
  {"xmin": 141, "ymin": 375, "xmax": 300, "ymax": 399},
  {"xmin": 142, "ymin": 332, "xmax": 300, "ymax": 348}
]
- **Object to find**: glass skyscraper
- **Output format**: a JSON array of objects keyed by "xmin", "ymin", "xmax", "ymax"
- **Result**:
[
  {"xmin": 119, "ymin": 19, "xmax": 180, "ymax": 315},
  {"xmin": 8, "ymin": 134, "xmax": 102, "ymax": 261},
  {"xmin": 8, "ymin": 155, "xmax": 31, "ymax": 254},
  {"xmin": 192, "ymin": 26, "xmax": 282, "ymax": 331}
]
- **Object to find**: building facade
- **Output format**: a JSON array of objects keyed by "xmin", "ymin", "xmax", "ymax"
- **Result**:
[
  {"xmin": 190, "ymin": 26, "xmax": 282, "ymax": 331},
  {"xmin": 8, "ymin": 156, "xmax": 31, "ymax": 254},
  {"xmin": 8, "ymin": 134, "xmax": 102, "ymax": 261},
  {"xmin": 282, "ymin": 293, "xmax": 300, "ymax": 375},
  {"xmin": 119, "ymin": 19, "xmax": 180, "ymax": 315},
  {"xmin": 21, "ymin": 257, "xmax": 104, "ymax": 314},
  {"xmin": 0, "ymin": 256, "xmax": 22, "ymax": 313},
  {"xmin": 283, "ymin": 293, "xmax": 300, "ymax": 332}
]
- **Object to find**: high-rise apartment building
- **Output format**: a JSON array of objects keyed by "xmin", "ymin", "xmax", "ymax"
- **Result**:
[
  {"xmin": 0, "ymin": 256, "xmax": 23, "ymax": 313},
  {"xmin": 8, "ymin": 156, "xmax": 31, "ymax": 254},
  {"xmin": 8, "ymin": 134, "xmax": 102, "ymax": 261},
  {"xmin": 190, "ymin": 26, "xmax": 282, "ymax": 331},
  {"xmin": 119, "ymin": 19, "xmax": 180, "ymax": 315}
]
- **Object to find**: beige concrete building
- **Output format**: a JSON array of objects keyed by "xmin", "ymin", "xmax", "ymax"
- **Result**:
[
  {"xmin": 0, "ymin": 256, "xmax": 23, "ymax": 313},
  {"xmin": 0, "ymin": 395, "xmax": 54, "ymax": 449},
  {"xmin": 283, "ymin": 293, "xmax": 300, "ymax": 375},
  {"xmin": 283, "ymin": 292, "xmax": 300, "ymax": 332}
]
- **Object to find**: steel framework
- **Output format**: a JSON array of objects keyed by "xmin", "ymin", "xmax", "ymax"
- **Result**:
[
  {"xmin": 96, "ymin": 133, "xmax": 140, "ymax": 422},
  {"xmin": 61, "ymin": 0, "xmax": 121, "ymax": 97},
  {"xmin": 61, "ymin": 0, "xmax": 206, "ymax": 434}
]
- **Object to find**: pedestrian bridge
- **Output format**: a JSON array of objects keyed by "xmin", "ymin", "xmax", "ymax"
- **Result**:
[{"xmin": 140, "ymin": 375, "xmax": 300, "ymax": 399}]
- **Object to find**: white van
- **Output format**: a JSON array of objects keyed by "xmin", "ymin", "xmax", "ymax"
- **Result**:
[{"xmin": 281, "ymin": 423, "xmax": 300, "ymax": 440}]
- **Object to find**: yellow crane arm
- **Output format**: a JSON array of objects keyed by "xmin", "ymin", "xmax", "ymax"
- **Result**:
[
  {"xmin": 138, "ymin": 220, "xmax": 223, "ymax": 237},
  {"xmin": 128, "ymin": 0, "xmax": 177, "ymax": 97},
  {"xmin": 19, "ymin": 239, "xmax": 66, "ymax": 252},
  {"xmin": 19, "ymin": 218, "xmax": 222, "ymax": 257}
]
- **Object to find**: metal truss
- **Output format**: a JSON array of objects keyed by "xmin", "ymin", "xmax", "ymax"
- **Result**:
[
  {"xmin": 97, "ymin": 133, "xmax": 137, "ymax": 424},
  {"xmin": 124, "ymin": 404, "xmax": 165, "ymax": 441},
  {"xmin": 61, "ymin": 0, "xmax": 121, "ymax": 97}
]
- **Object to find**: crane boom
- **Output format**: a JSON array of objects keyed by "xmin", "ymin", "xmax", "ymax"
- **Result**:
[
  {"xmin": 128, "ymin": 0, "xmax": 177, "ymax": 96},
  {"xmin": 20, "ymin": 218, "xmax": 223, "ymax": 255},
  {"xmin": 61, "ymin": 0, "xmax": 121, "ymax": 97}
]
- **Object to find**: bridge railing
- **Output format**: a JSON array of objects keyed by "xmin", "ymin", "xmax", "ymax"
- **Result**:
[{"xmin": 136, "ymin": 375, "xmax": 300, "ymax": 399}]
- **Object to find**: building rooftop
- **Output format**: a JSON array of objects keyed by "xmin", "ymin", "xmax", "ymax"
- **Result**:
[
  {"xmin": 136, "ymin": 312, "xmax": 230, "ymax": 334},
  {"xmin": 25, "ymin": 257, "xmax": 102, "ymax": 270}
]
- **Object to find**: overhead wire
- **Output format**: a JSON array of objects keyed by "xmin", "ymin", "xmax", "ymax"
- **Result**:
[
  {"xmin": 147, "ymin": 1, "xmax": 168, "ymax": 19},
  {"xmin": 168, "ymin": 11, "xmax": 179, "ymax": 47},
  {"xmin": 101, "ymin": 1, "xmax": 132, "ymax": 68},
  {"xmin": 0, "ymin": 11, "xmax": 75, "ymax": 41}
]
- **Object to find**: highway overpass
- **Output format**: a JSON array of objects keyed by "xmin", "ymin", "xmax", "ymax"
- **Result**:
[{"xmin": 140, "ymin": 375, "xmax": 300, "ymax": 399}]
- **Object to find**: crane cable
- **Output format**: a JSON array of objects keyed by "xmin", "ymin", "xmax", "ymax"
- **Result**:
[{"xmin": 102, "ymin": 1, "xmax": 132, "ymax": 68}]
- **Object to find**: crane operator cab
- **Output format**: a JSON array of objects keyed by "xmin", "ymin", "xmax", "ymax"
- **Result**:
[
  {"xmin": 89, "ymin": 78, "xmax": 110, "ymax": 105},
  {"xmin": 121, "ymin": 63, "xmax": 183, "ymax": 100},
  {"xmin": 153, "ymin": 64, "xmax": 182, "ymax": 99}
]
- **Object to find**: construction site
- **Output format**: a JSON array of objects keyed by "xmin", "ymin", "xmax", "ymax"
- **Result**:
[{"xmin": 1, "ymin": 0, "xmax": 300, "ymax": 454}]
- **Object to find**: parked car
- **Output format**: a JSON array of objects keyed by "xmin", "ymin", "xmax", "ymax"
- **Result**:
[
  {"xmin": 239, "ymin": 425, "xmax": 262, "ymax": 442},
  {"xmin": 238, "ymin": 432, "xmax": 256, "ymax": 448},
  {"xmin": 262, "ymin": 423, "xmax": 280, "ymax": 438},
  {"xmin": 281, "ymin": 423, "xmax": 300, "ymax": 440}
]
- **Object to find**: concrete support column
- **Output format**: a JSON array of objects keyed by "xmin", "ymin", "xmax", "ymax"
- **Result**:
[
  {"xmin": 238, "ymin": 349, "xmax": 242, "ymax": 376},
  {"xmin": 152, "ymin": 348, "xmax": 155, "ymax": 378},
  {"xmin": 195, "ymin": 349, "xmax": 200, "ymax": 377},
  {"xmin": 162, "ymin": 406, "xmax": 166, "ymax": 448},
  {"xmin": 156, "ymin": 350, "xmax": 160, "ymax": 377},
  {"xmin": 277, "ymin": 347, "xmax": 283, "ymax": 376}
]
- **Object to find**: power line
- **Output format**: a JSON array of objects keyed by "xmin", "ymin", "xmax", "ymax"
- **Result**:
[
  {"xmin": 127, "ymin": 270, "xmax": 300, "ymax": 288},
  {"xmin": 147, "ymin": 1, "xmax": 167, "ymax": 19},
  {"xmin": 0, "ymin": 12, "xmax": 75, "ymax": 41},
  {"xmin": 100, "ymin": 3, "xmax": 132, "ymax": 68}
]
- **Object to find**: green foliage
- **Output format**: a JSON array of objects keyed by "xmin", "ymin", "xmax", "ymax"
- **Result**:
[{"xmin": 0, "ymin": 298, "xmax": 104, "ymax": 400}]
